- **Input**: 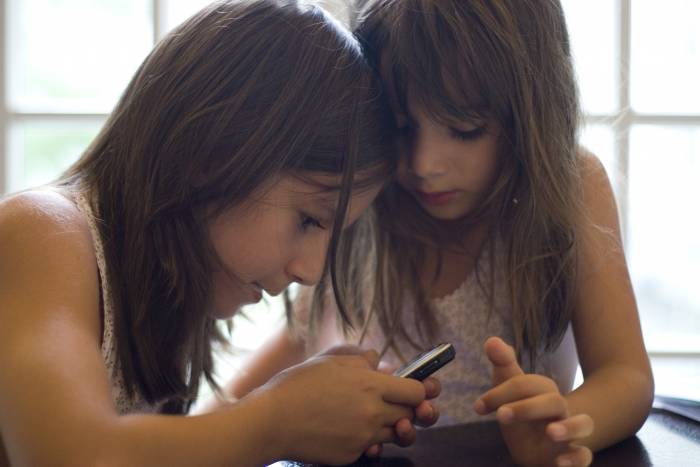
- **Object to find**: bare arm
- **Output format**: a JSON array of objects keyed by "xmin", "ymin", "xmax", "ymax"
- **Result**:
[
  {"xmin": 474, "ymin": 152, "xmax": 653, "ymax": 466},
  {"xmin": 0, "ymin": 192, "xmax": 426, "ymax": 467},
  {"xmin": 566, "ymin": 151, "xmax": 654, "ymax": 450},
  {"xmin": 197, "ymin": 325, "xmax": 306, "ymax": 413}
]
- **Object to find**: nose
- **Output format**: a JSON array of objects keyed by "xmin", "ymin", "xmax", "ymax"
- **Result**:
[
  {"xmin": 285, "ymin": 236, "xmax": 328, "ymax": 286},
  {"xmin": 404, "ymin": 127, "xmax": 447, "ymax": 180}
]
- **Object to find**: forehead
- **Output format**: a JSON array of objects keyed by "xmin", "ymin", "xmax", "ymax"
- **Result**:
[
  {"xmin": 258, "ymin": 171, "xmax": 381, "ymax": 211},
  {"xmin": 379, "ymin": 49, "xmax": 488, "ymax": 123}
]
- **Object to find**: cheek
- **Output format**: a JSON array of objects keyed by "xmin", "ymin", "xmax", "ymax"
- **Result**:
[{"xmin": 463, "ymin": 141, "xmax": 501, "ymax": 186}]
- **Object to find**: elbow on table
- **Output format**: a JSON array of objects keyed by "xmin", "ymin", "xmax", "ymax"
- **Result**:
[{"xmin": 629, "ymin": 366, "xmax": 655, "ymax": 434}]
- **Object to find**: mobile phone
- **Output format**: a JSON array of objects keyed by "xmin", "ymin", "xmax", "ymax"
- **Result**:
[{"xmin": 393, "ymin": 343, "xmax": 455, "ymax": 380}]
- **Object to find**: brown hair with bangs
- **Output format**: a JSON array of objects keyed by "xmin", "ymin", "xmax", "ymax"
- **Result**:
[
  {"xmin": 57, "ymin": 0, "xmax": 395, "ymax": 412},
  {"xmin": 350, "ymin": 0, "xmax": 582, "ymax": 365}
]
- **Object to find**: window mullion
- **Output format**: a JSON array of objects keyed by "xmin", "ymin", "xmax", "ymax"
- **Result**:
[
  {"xmin": 153, "ymin": 0, "xmax": 163, "ymax": 45},
  {"xmin": 1, "ymin": 0, "xmax": 7, "ymax": 194},
  {"xmin": 616, "ymin": 0, "xmax": 632, "ymax": 245}
]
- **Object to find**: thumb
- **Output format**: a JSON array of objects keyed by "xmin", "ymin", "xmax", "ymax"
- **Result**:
[
  {"xmin": 320, "ymin": 344, "xmax": 367, "ymax": 357},
  {"xmin": 484, "ymin": 336, "xmax": 523, "ymax": 385}
]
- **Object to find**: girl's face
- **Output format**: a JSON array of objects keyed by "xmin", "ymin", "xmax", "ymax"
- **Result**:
[
  {"xmin": 206, "ymin": 173, "xmax": 380, "ymax": 319},
  {"xmin": 394, "ymin": 96, "xmax": 503, "ymax": 221}
]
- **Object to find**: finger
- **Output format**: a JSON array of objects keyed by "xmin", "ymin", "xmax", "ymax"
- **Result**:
[
  {"xmin": 475, "ymin": 374, "xmax": 559, "ymax": 413},
  {"xmin": 495, "ymin": 392, "xmax": 568, "ymax": 425},
  {"xmin": 379, "ymin": 374, "xmax": 426, "ymax": 406},
  {"xmin": 372, "ymin": 426, "xmax": 398, "ymax": 445},
  {"xmin": 380, "ymin": 402, "xmax": 415, "ymax": 426},
  {"xmin": 423, "ymin": 377, "xmax": 442, "ymax": 399},
  {"xmin": 555, "ymin": 444, "xmax": 593, "ymax": 467},
  {"xmin": 484, "ymin": 336, "xmax": 524, "ymax": 384},
  {"xmin": 364, "ymin": 443, "xmax": 382, "ymax": 458},
  {"xmin": 321, "ymin": 344, "xmax": 368, "ymax": 357},
  {"xmin": 547, "ymin": 414, "xmax": 595, "ymax": 442},
  {"xmin": 393, "ymin": 418, "xmax": 416, "ymax": 447},
  {"xmin": 414, "ymin": 401, "xmax": 440, "ymax": 427},
  {"xmin": 331, "ymin": 354, "xmax": 374, "ymax": 370}
]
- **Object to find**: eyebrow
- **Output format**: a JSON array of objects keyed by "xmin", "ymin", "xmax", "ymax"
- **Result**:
[{"xmin": 317, "ymin": 197, "xmax": 339, "ymax": 221}]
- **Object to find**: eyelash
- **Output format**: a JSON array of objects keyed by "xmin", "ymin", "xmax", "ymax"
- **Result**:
[
  {"xmin": 398, "ymin": 122, "xmax": 487, "ymax": 142},
  {"xmin": 449, "ymin": 126, "xmax": 487, "ymax": 141},
  {"xmin": 300, "ymin": 214, "xmax": 325, "ymax": 231}
]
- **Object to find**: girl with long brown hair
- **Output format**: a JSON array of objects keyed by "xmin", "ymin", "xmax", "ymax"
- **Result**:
[
  {"xmin": 0, "ymin": 1, "xmax": 441, "ymax": 465},
  {"xmin": 229, "ymin": 1, "xmax": 654, "ymax": 466}
]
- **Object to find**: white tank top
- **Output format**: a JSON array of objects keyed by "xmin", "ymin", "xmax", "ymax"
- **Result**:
[
  {"xmin": 75, "ymin": 192, "xmax": 162, "ymax": 415},
  {"xmin": 299, "ymin": 242, "xmax": 579, "ymax": 426}
]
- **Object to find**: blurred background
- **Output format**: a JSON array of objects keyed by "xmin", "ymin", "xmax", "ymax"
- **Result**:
[{"xmin": 0, "ymin": 0, "xmax": 697, "ymax": 398}]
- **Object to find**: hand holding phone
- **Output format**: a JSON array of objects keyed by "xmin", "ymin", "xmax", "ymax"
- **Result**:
[{"xmin": 393, "ymin": 343, "xmax": 455, "ymax": 381}]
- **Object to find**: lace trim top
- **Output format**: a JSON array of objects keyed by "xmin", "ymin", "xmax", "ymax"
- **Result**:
[
  {"xmin": 74, "ymin": 193, "xmax": 161, "ymax": 415},
  {"xmin": 298, "ymin": 241, "xmax": 578, "ymax": 426}
]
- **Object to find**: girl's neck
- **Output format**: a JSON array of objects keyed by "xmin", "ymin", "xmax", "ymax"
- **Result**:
[{"xmin": 423, "ymin": 220, "xmax": 491, "ymax": 299}]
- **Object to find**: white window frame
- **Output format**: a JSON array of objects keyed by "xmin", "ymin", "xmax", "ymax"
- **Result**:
[
  {"xmin": 1, "ymin": 0, "xmax": 698, "ymax": 357},
  {"xmin": 1, "ymin": 0, "xmax": 7, "ymax": 194},
  {"xmin": 591, "ymin": 1, "xmax": 700, "ymax": 357},
  {"xmin": 597, "ymin": 0, "xmax": 700, "ymax": 244},
  {"xmin": 0, "ymin": 0, "xmax": 169, "ymax": 194}
]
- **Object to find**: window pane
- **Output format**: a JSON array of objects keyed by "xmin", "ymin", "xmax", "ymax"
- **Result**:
[
  {"xmin": 163, "ymin": 0, "xmax": 351, "ymax": 34},
  {"xmin": 631, "ymin": 0, "xmax": 700, "ymax": 114},
  {"xmin": 162, "ymin": 0, "xmax": 214, "ymax": 34},
  {"xmin": 7, "ymin": 119, "xmax": 104, "ymax": 192},
  {"xmin": 7, "ymin": 0, "xmax": 152, "ymax": 114},
  {"xmin": 628, "ymin": 125, "xmax": 700, "ymax": 352},
  {"xmin": 561, "ymin": 0, "xmax": 617, "ymax": 115}
]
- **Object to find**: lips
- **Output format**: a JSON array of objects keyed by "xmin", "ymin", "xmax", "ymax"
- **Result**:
[{"xmin": 415, "ymin": 190, "xmax": 459, "ymax": 206}]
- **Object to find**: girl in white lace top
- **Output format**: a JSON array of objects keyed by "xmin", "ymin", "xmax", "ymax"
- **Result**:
[
  {"xmin": 0, "ymin": 2, "xmax": 443, "ymax": 466},
  {"xmin": 226, "ymin": 2, "xmax": 654, "ymax": 467}
]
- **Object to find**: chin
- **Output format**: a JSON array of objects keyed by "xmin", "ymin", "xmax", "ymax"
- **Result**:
[{"xmin": 417, "ymin": 201, "xmax": 474, "ymax": 221}]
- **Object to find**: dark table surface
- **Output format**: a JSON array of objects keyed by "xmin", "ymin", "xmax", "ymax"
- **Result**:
[{"xmin": 275, "ymin": 408, "xmax": 700, "ymax": 466}]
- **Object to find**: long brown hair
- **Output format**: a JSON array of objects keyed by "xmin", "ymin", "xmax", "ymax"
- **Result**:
[
  {"xmin": 349, "ymin": 0, "xmax": 582, "ymax": 365},
  {"xmin": 58, "ymin": 0, "xmax": 395, "ymax": 412}
]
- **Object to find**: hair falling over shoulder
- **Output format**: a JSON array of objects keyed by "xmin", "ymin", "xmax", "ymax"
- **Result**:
[
  {"xmin": 56, "ymin": 0, "xmax": 396, "ymax": 411},
  {"xmin": 345, "ymin": 0, "xmax": 583, "ymax": 365}
]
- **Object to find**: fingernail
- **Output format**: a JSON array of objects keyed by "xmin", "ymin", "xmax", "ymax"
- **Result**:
[
  {"xmin": 473, "ymin": 399, "xmax": 486, "ymax": 414},
  {"xmin": 550, "ymin": 423, "xmax": 567, "ymax": 439},
  {"xmin": 557, "ymin": 458, "xmax": 572, "ymax": 467},
  {"xmin": 497, "ymin": 406, "xmax": 514, "ymax": 423}
]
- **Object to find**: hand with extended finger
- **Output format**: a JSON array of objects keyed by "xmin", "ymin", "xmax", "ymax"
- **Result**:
[
  {"xmin": 258, "ymin": 349, "xmax": 426, "ymax": 465},
  {"xmin": 473, "ymin": 337, "xmax": 594, "ymax": 467}
]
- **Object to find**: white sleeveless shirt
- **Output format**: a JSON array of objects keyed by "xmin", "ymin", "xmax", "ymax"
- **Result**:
[{"xmin": 299, "ymin": 243, "xmax": 579, "ymax": 426}]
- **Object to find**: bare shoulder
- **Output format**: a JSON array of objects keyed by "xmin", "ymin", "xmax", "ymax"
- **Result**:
[
  {"xmin": 576, "ymin": 148, "xmax": 620, "ymax": 232},
  {"xmin": 578, "ymin": 148, "xmax": 613, "ymax": 195},
  {"xmin": 0, "ymin": 188, "xmax": 85, "ymax": 229},
  {"xmin": 0, "ymin": 189, "xmax": 100, "ymax": 341},
  {"xmin": 0, "ymin": 189, "xmax": 95, "ymax": 262}
]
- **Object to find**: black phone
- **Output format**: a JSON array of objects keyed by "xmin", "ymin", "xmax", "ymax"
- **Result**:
[{"xmin": 393, "ymin": 343, "xmax": 455, "ymax": 380}]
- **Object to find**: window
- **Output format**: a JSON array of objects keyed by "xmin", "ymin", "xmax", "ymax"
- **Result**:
[
  {"xmin": 1, "ymin": 1, "xmax": 697, "ymax": 359},
  {"xmin": 561, "ymin": 0, "xmax": 700, "ymax": 354}
]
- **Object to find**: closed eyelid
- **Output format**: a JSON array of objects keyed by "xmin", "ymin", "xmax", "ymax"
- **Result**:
[{"xmin": 450, "ymin": 122, "xmax": 487, "ymax": 133}]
